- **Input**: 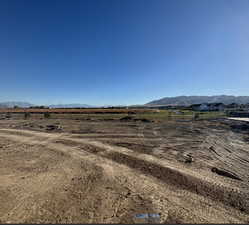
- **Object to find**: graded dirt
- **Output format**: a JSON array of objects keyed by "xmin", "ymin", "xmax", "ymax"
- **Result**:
[{"xmin": 0, "ymin": 117, "xmax": 249, "ymax": 223}]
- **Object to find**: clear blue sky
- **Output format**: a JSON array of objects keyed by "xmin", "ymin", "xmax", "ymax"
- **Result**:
[{"xmin": 0, "ymin": 0, "xmax": 249, "ymax": 106}]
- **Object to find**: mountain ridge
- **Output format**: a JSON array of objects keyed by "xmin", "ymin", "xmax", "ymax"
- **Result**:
[
  {"xmin": 1, "ymin": 95, "xmax": 249, "ymax": 108},
  {"xmin": 146, "ymin": 95, "xmax": 249, "ymax": 106},
  {"xmin": 0, "ymin": 102, "xmax": 34, "ymax": 108},
  {"xmin": 49, "ymin": 104, "xmax": 95, "ymax": 108},
  {"xmin": 0, "ymin": 102, "xmax": 95, "ymax": 108}
]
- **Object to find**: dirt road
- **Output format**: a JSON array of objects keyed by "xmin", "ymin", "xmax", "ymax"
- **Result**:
[
  {"xmin": 228, "ymin": 117, "xmax": 249, "ymax": 122},
  {"xmin": 0, "ymin": 119, "xmax": 249, "ymax": 223}
]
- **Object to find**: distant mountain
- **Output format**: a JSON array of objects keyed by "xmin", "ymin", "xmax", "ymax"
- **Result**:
[
  {"xmin": 0, "ymin": 102, "xmax": 96, "ymax": 108},
  {"xmin": 0, "ymin": 101, "xmax": 34, "ymax": 108},
  {"xmin": 104, "ymin": 105, "xmax": 127, "ymax": 108},
  {"xmin": 146, "ymin": 95, "xmax": 249, "ymax": 106},
  {"xmin": 0, "ymin": 103, "xmax": 7, "ymax": 108},
  {"xmin": 49, "ymin": 104, "xmax": 95, "ymax": 108}
]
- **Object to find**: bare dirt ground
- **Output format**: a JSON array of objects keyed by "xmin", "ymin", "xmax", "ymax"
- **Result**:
[{"xmin": 0, "ymin": 116, "xmax": 249, "ymax": 223}]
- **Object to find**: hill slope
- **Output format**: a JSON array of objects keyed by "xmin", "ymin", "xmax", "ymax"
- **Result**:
[
  {"xmin": 49, "ymin": 104, "xmax": 95, "ymax": 108},
  {"xmin": 146, "ymin": 95, "xmax": 249, "ymax": 106},
  {"xmin": 0, "ymin": 101, "xmax": 34, "ymax": 108},
  {"xmin": 0, "ymin": 102, "xmax": 96, "ymax": 108}
]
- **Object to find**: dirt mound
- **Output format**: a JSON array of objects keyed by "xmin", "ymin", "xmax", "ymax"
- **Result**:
[
  {"xmin": 105, "ymin": 151, "xmax": 249, "ymax": 213},
  {"xmin": 46, "ymin": 124, "xmax": 62, "ymax": 131},
  {"xmin": 120, "ymin": 116, "xmax": 152, "ymax": 123},
  {"xmin": 120, "ymin": 116, "xmax": 133, "ymax": 121},
  {"xmin": 134, "ymin": 118, "xmax": 151, "ymax": 123}
]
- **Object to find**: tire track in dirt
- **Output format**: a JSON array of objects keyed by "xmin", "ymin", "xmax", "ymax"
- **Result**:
[
  {"xmin": 152, "ymin": 126, "xmax": 164, "ymax": 154},
  {"xmin": 0, "ymin": 133, "xmax": 160, "ymax": 223},
  {"xmin": 0, "ymin": 128, "xmax": 248, "ymax": 223},
  {"xmin": 201, "ymin": 130, "xmax": 249, "ymax": 183},
  {"xmin": 0, "ymin": 129, "xmax": 247, "ymax": 204}
]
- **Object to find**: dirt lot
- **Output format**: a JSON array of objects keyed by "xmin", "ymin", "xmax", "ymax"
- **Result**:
[{"xmin": 0, "ymin": 116, "xmax": 249, "ymax": 223}]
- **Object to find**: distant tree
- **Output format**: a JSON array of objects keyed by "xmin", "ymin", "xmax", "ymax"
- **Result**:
[
  {"xmin": 39, "ymin": 106, "xmax": 49, "ymax": 109},
  {"xmin": 24, "ymin": 112, "xmax": 31, "ymax": 119},
  {"xmin": 30, "ymin": 106, "xmax": 48, "ymax": 109},
  {"xmin": 44, "ymin": 112, "xmax": 51, "ymax": 119},
  {"xmin": 193, "ymin": 112, "xmax": 200, "ymax": 120},
  {"xmin": 14, "ymin": 105, "xmax": 19, "ymax": 109}
]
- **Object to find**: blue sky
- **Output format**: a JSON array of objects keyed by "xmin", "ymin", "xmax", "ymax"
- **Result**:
[{"xmin": 0, "ymin": 0, "xmax": 249, "ymax": 106}]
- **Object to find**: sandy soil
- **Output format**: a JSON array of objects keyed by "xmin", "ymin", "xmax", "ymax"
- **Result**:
[{"xmin": 0, "ymin": 117, "xmax": 249, "ymax": 223}]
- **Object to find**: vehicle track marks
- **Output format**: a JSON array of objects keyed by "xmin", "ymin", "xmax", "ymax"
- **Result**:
[{"xmin": 0, "ymin": 128, "xmax": 248, "ymax": 215}]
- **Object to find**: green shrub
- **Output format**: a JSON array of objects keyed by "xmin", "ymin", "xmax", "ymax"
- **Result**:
[
  {"xmin": 44, "ymin": 112, "xmax": 51, "ymax": 119},
  {"xmin": 193, "ymin": 112, "xmax": 199, "ymax": 120},
  {"xmin": 24, "ymin": 112, "xmax": 31, "ymax": 119}
]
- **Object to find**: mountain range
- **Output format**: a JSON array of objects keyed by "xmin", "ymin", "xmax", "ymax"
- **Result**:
[
  {"xmin": 0, "ymin": 102, "xmax": 34, "ymax": 108},
  {"xmin": 0, "ymin": 102, "xmax": 95, "ymax": 108},
  {"xmin": 146, "ymin": 95, "xmax": 249, "ymax": 106},
  {"xmin": 1, "ymin": 95, "xmax": 249, "ymax": 108},
  {"xmin": 49, "ymin": 104, "xmax": 95, "ymax": 108}
]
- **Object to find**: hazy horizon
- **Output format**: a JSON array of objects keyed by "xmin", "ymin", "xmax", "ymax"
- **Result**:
[
  {"xmin": 1, "ymin": 0, "xmax": 249, "ymax": 105},
  {"xmin": 2, "ymin": 94, "xmax": 249, "ymax": 107}
]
